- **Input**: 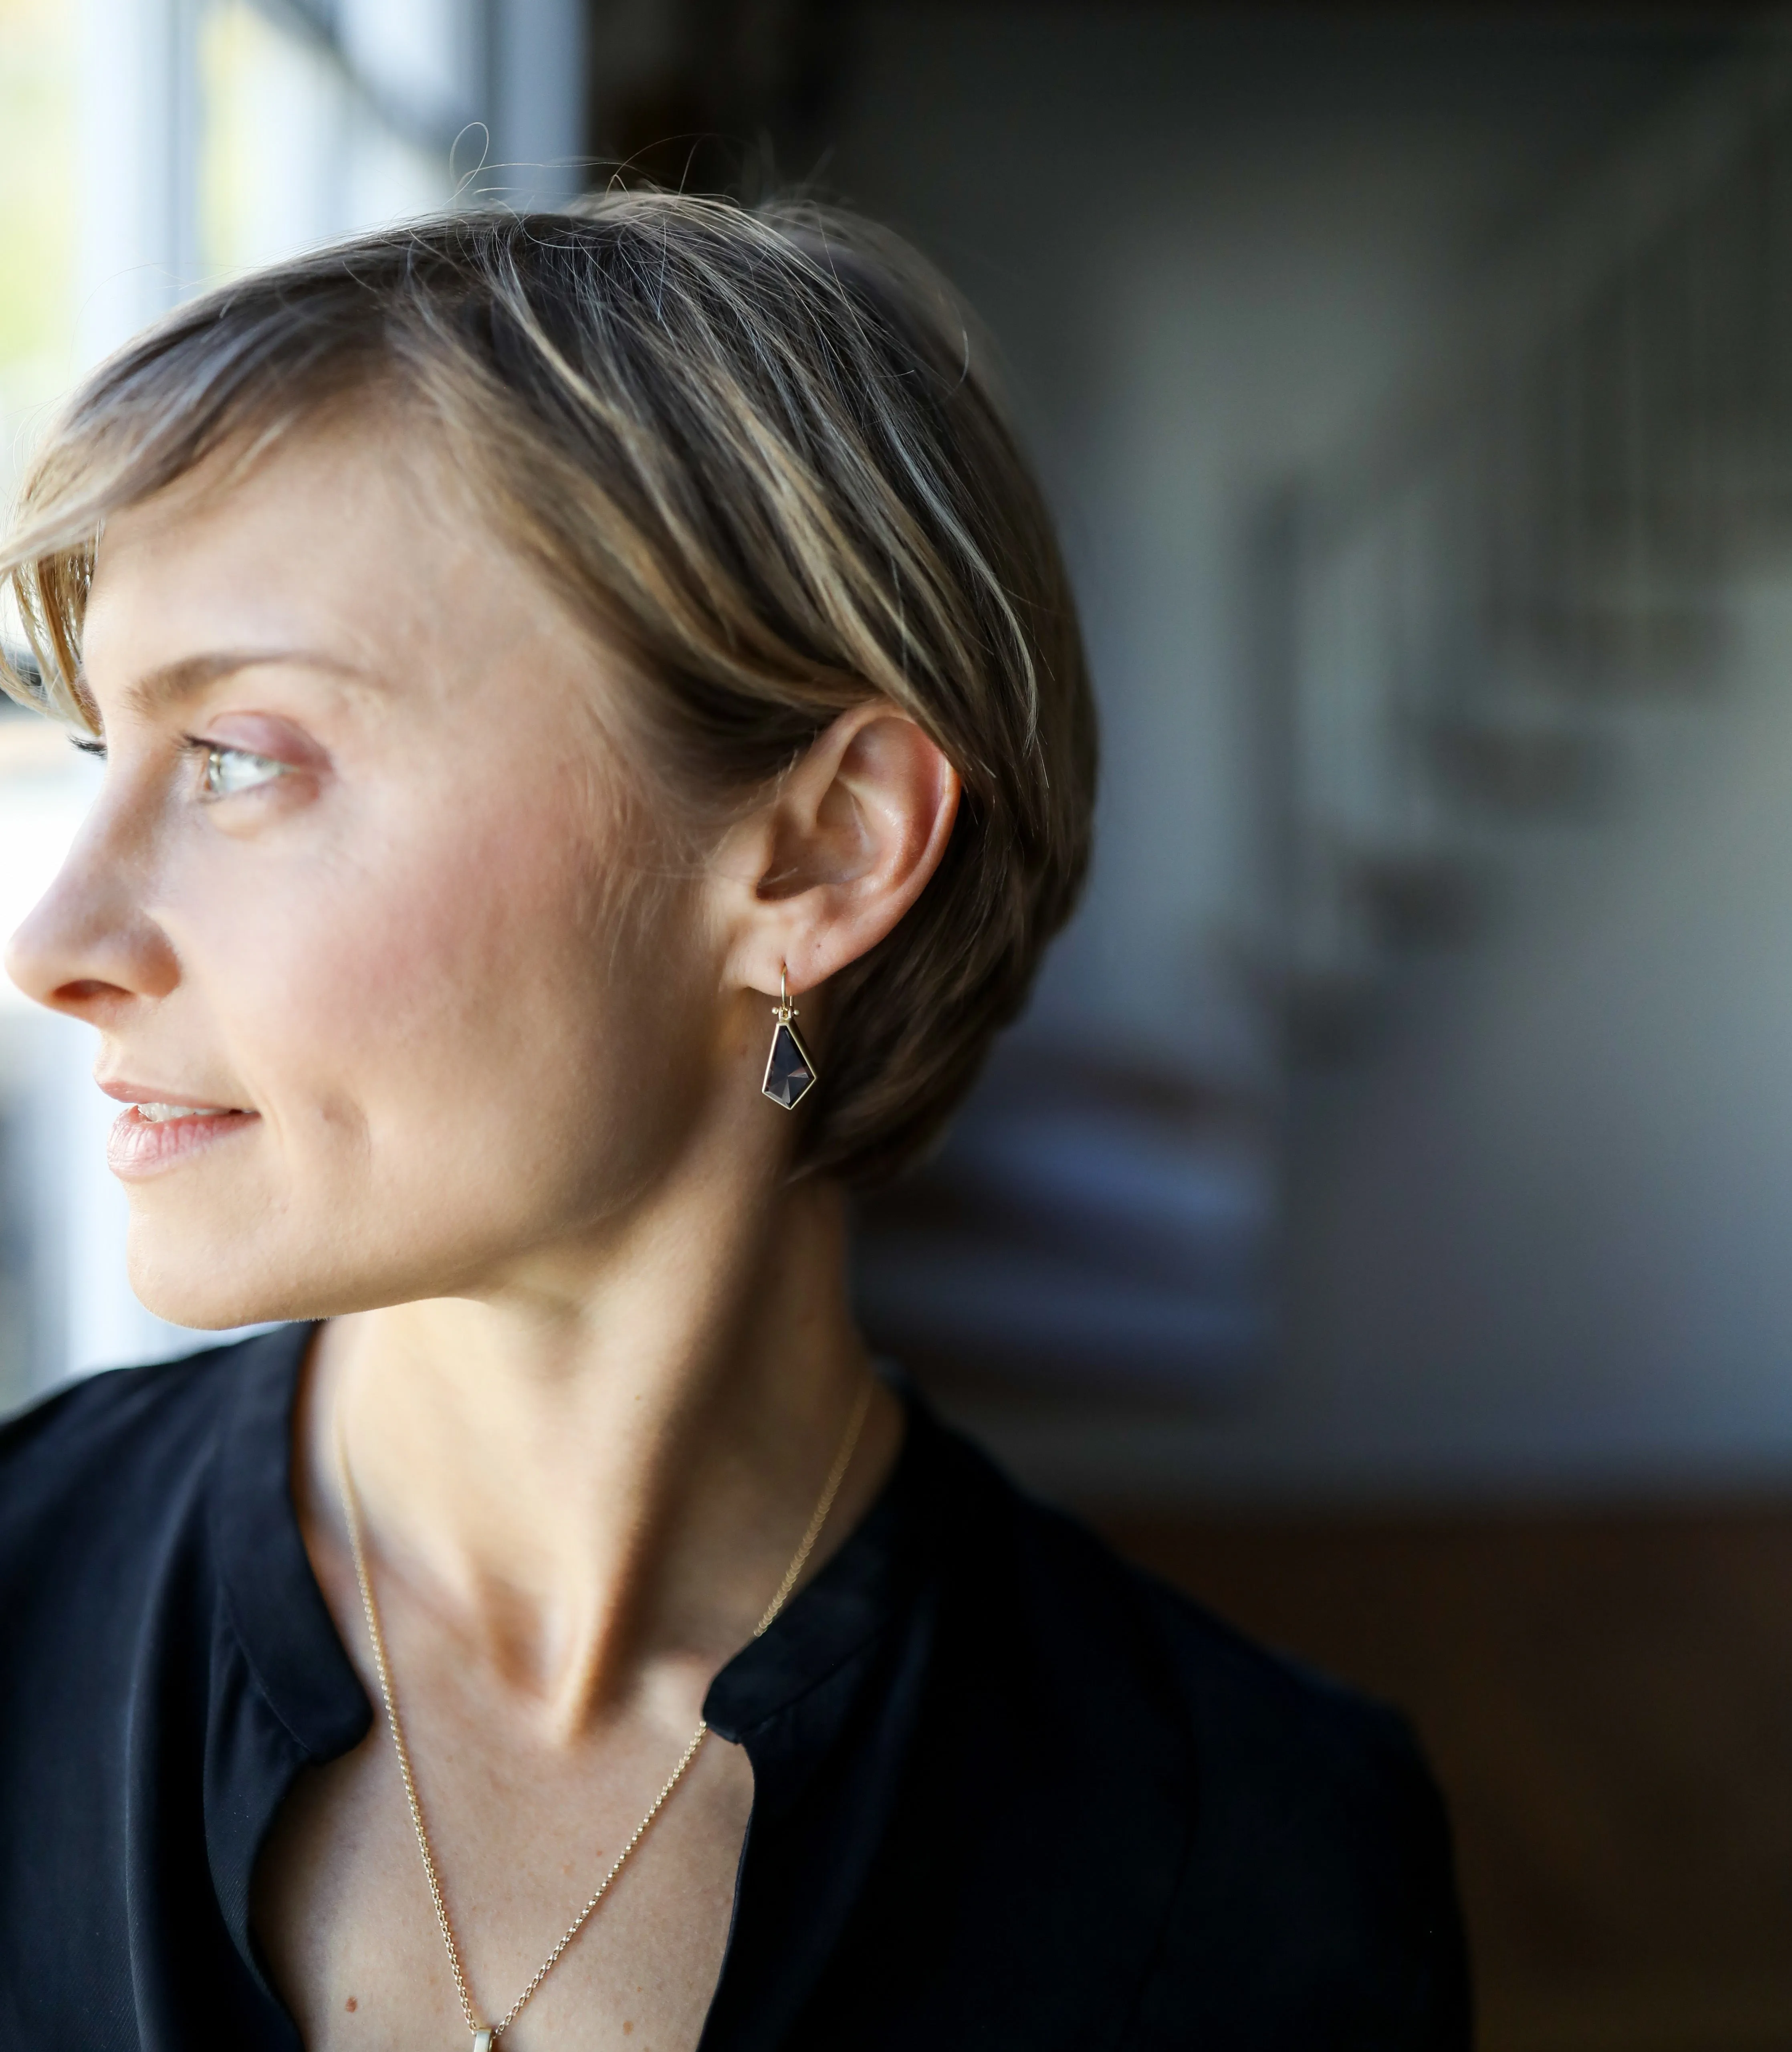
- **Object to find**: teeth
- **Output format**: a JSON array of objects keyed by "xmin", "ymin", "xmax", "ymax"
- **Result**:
[{"xmin": 137, "ymin": 1104, "xmax": 224, "ymax": 1123}]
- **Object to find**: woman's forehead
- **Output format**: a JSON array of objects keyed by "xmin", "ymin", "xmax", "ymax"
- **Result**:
[{"xmin": 84, "ymin": 423, "xmax": 536, "ymax": 693}]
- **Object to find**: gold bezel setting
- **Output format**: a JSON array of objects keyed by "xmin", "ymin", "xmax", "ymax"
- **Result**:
[{"xmin": 762, "ymin": 971, "xmax": 819, "ymax": 1109}]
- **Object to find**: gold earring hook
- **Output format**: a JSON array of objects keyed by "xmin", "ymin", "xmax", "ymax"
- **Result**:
[{"xmin": 763, "ymin": 959, "xmax": 818, "ymax": 1107}]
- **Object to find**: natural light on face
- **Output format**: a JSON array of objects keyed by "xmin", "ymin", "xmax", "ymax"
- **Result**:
[
  {"xmin": 0, "ymin": 0, "xmax": 517, "ymax": 1400},
  {"xmin": 3, "ymin": 416, "xmax": 718, "ymax": 1334},
  {"xmin": 0, "ymin": 0, "xmax": 461, "ymax": 1008}
]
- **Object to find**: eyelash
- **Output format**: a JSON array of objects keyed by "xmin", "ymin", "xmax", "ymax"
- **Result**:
[{"xmin": 66, "ymin": 734, "xmax": 289, "ymax": 796}]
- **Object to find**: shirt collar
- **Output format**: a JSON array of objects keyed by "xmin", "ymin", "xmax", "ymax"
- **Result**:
[
  {"xmin": 213, "ymin": 1322, "xmax": 370, "ymax": 1762},
  {"xmin": 703, "ymin": 1396, "xmax": 932, "ymax": 1743},
  {"xmin": 212, "ymin": 1323, "xmax": 930, "ymax": 1763}
]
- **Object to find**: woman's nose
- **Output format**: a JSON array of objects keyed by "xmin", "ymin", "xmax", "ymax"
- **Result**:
[{"xmin": 3, "ymin": 811, "xmax": 180, "ymax": 1020}]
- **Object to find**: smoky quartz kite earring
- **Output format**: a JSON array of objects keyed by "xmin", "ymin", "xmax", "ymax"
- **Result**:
[{"xmin": 762, "ymin": 965, "xmax": 819, "ymax": 1109}]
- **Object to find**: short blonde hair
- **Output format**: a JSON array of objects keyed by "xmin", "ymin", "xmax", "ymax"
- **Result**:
[{"xmin": 1, "ymin": 192, "xmax": 1096, "ymax": 1186}]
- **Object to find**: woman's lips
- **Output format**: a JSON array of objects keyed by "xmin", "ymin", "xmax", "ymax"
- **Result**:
[{"xmin": 106, "ymin": 1105, "xmax": 258, "ymax": 1179}]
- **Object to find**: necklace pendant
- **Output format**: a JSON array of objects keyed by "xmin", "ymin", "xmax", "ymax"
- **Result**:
[{"xmin": 472, "ymin": 2032, "xmax": 495, "ymax": 2051}]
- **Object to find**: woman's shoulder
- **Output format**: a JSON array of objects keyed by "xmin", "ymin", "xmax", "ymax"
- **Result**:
[
  {"xmin": 1126, "ymin": 1561, "xmax": 1470, "ymax": 2042},
  {"xmin": 0, "ymin": 1329, "xmax": 297, "ymax": 1564},
  {"xmin": 929, "ymin": 1412, "xmax": 1425, "ymax": 1773},
  {"xmin": 917, "ymin": 1414, "xmax": 1471, "ymax": 2045},
  {"xmin": 1114, "ymin": 1529, "xmax": 1447, "ymax": 1845}
]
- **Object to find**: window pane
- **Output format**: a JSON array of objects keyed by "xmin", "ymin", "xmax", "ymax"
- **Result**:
[
  {"xmin": 199, "ymin": 1, "xmax": 457, "ymax": 282},
  {"xmin": 0, "ymin": 0, "xmax": 78, "ymax": 513}
]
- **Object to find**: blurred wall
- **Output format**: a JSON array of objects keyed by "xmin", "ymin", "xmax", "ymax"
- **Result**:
[
  {"xmin": 821, "ymin": 8, "xmax": 1734, "ymax": 1086},
  {"xmin": 775, "ymin": 7, "xmax": 1792, "ymax": 1498},
  {"xmin": 1271, "ymin": 573, "xmax": 1792, "ymax": 1496}
]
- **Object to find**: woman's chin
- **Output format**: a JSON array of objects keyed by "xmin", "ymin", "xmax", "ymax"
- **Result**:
[
  {"xmin": 127, "ymin": 1275, "xmax": 278, "ymax": 1332},
  {"xmin": 125, "ymin": 1239, "xmax": 311, "ymax": 1334},
  {"xmin": 124, "ymin": 1225, "xmax": 462, "ymax": 1333}
]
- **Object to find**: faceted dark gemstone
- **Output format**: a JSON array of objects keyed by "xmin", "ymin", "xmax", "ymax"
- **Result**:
[{"xmin": 763, "ymin": 1021, "xmax": 817, "ymax": 1109}]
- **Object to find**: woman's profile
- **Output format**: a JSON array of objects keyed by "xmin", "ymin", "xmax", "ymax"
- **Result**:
[{"xmin": 0, "ymin": 193, "xmax": 1468, "ymax": 2049}]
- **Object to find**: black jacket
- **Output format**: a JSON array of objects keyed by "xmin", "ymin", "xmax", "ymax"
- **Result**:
[{"xmin": 0, "ymin": 1325, "xmax": 1471, "ymax": 2048}]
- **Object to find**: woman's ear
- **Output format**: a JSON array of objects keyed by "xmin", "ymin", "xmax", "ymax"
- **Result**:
[{"xmin": 714, "ymin": 701, "xmax": 961, "ymax": 1001}]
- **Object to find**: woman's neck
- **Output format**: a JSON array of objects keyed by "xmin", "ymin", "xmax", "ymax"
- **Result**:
[{"xmin": 294, "ymin": 1172, "xmax": 901, "ymax": 1741}]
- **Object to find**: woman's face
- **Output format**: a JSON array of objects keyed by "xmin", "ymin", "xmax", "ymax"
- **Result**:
[{"xmin": 5, "ymin": 414, "xmax": 731, "ymax": 1329}]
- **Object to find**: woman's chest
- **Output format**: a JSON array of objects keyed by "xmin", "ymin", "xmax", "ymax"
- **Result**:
[{"xmin": 252, "ymin": 1720, "xmax": 755, "ymax": 2052}]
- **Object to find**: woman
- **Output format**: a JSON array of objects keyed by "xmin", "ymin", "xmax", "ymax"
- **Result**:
[{"xmin": 0, "ymin": 194, "xmax": 1468, "ymax": 2050}]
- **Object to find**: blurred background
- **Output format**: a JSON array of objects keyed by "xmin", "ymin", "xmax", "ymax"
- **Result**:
[{"xmin": 6, "ymin": 2, "xmax": 1792, "ymax": 2044}]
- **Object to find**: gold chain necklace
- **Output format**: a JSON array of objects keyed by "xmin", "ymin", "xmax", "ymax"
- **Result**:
[{"xmin": 334, "ymin": 1376, "xmax": 874, "ymax": 2051}]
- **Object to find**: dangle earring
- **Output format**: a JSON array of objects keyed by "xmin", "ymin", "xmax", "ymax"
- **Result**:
[{"xmin": 762, "ymin": 964, "xmax": 819, "ymax": 1109}]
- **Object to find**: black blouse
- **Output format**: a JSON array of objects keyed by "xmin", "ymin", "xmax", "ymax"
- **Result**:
[{"xmin": 0, "ymin": 1325, "xmax": 1471, "ymax": 2049}]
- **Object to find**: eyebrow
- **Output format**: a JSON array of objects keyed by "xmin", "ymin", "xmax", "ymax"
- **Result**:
[{"xmin": 107, "ymin": 648, "xmax": 372, "ymax": 722}]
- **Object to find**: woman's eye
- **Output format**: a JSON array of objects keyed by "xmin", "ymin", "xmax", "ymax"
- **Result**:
[{"xmin": 202, "ymin": 745, "xmax": 287, "ymax": 797}]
